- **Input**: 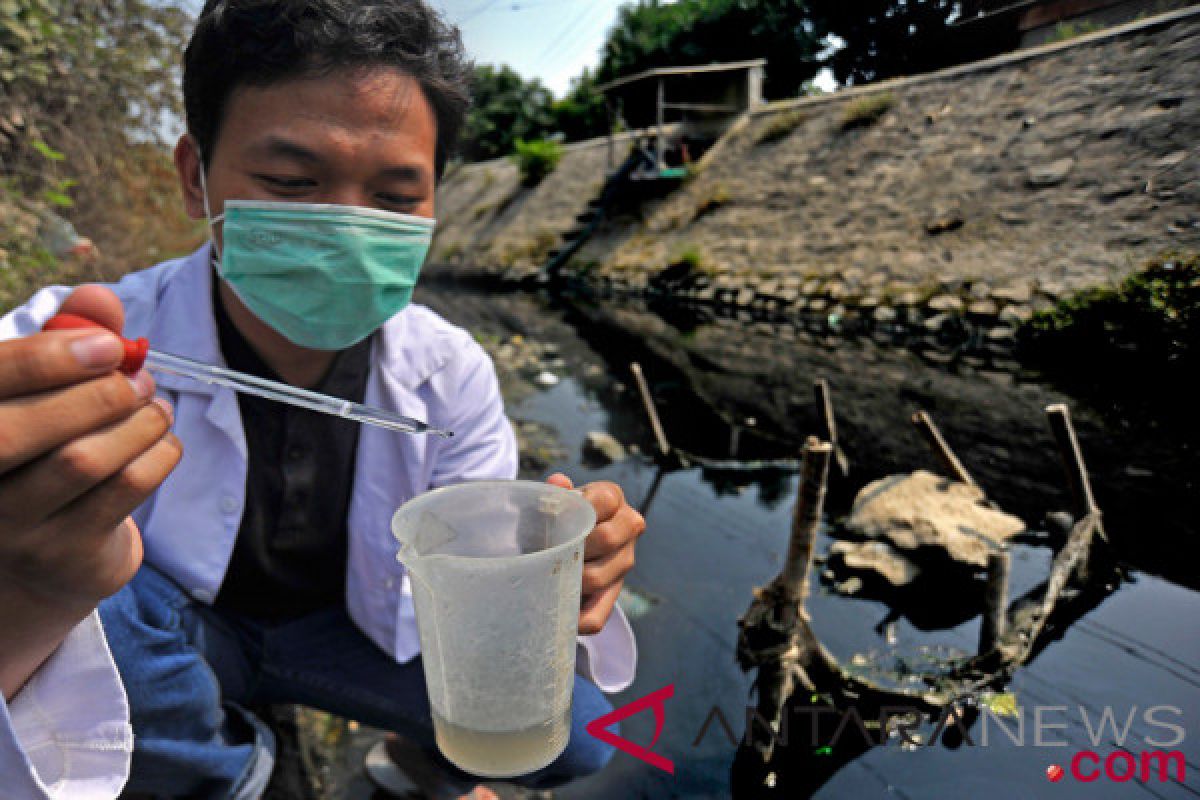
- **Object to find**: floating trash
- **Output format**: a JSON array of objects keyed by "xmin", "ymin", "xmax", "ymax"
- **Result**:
[
  {"xmin": 617, "ymin": 586, "xmax": 660, "ymax": 620},
  {"xmin": 978, "ymin": 691, "xmax": 1019, "ymax": 718}
]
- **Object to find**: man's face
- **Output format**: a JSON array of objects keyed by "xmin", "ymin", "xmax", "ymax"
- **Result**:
[{"xmin": 177, "ymin": 66, "xmax": 438, "ymax": 250}]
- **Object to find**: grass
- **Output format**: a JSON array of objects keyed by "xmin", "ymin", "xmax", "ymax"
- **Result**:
[
  {"xmin": 672, "ymin": 244, "xmax": 715, "ymax": 276},
  {"xmin": 650, "ymin": 244, "xmax": 716, "ymax": 291},
  {"xmin": 755, "ymin": 109, "xmax": 807, "ymax": 146},
  {"xmin": 1050, "ymin": 19, "xmax": 1103, "ymax": 42},
  {"xmin": 1019, "ymin": 251, "xmax": 1199, "ymax": 424},
  {"xmin": 840, "ymin": 92, "xmax": 895, "ymax": 131}
]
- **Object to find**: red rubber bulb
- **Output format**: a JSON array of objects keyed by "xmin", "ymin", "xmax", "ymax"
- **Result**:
[{"xmin": 43, "ymin": 313, "xmax": 150, "ymax": 375}]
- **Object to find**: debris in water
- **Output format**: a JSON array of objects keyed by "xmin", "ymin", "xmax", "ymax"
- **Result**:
[
  {"xmin": 582, "ymin": 431, "xmax": 627, "ymax": 465},
  {"xmin": 979, "ymin": 691, "xmax": 1019, "ymax": 718},
  {"xmin": 842, "ymin": 470, "xmax": 1025, "ymax": 569},
  {"xmin": 828, "ymin": 539, "xmax": 921, "ymax": 587},
  {"xmin": 835, "ymin": 575, "xmax": 864, "ymax": 595},
  {"xmin": 617, "ymin": 586, "xmax": 659, "ymax": 620}
]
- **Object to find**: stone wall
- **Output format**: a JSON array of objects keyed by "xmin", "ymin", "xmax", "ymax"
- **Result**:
[
  {"xmin": 428, "ymin": 132, "xmax": 640, "ymax": 280},
  {"xmin": 429, "ymin": 9, "xmax": 1199, "ymax": 331}
]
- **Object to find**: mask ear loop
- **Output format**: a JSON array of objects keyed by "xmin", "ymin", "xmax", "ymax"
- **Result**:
[{"xmin": 194, "ymin": 137, "xmax": 225, "ymax": 267}]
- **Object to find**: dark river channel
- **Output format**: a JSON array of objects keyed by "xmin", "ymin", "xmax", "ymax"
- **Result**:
[{"xmin": 407, "ymin": 283, "xmax": 1200, "ymax": 800}]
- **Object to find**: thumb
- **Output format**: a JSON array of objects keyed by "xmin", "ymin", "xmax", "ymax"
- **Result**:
[
  {"xmin": 114, "ymin": 517, "xmax": 145, "ymax": 583},
  {"xmin": 545, "ymin": 472, "xmax": 574, "ymax": 490},
  {"xmin": 58, "ymin": 284, "xmax": 125, "ymax": 334}
]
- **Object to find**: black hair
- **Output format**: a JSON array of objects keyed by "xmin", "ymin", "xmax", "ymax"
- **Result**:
[{"xmin": 184, "ymin": 0, "xmax": 471, "ymax": 178}]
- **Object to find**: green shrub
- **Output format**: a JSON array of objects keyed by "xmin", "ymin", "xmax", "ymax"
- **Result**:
[
  {"xmin": 511, "ymin": 138, "xmax": 564, "ymax": 187},
  {"xmin": 1025, "ymin": 253, "xmax": 1198, "ymax": 351},
  {"xmin": 1020, "ymin": 252, "xmax": 1199, "ymax": 422},
  {"xmin": 1, "ymin": 1, "xmax": 199, "ymax": 283},
  {"xmin": 1, "ymin": 184, "xmax": 66, "ymax": 310},
  {"xmin": 672, "ymin": 245, "xmax": 714, "ymax": 275},
  {"xmin": 840, "ymin": 92, "xmax": 894, "ymax": 131}
]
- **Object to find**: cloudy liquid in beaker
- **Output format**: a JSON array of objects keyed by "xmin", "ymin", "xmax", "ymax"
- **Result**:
[{"xmin": 432, "ymin": 708, "xmax": 570, "ymax": 778}]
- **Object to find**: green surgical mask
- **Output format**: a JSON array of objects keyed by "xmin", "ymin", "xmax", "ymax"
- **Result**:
[{"xmin": 201, "ymin": 173, "xmax": 435, "ymax": 351}]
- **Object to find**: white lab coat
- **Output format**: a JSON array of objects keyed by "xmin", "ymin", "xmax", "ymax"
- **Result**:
[{"xmin": 0, "ymin": 243, "xmax": 636, "ymax": 798}]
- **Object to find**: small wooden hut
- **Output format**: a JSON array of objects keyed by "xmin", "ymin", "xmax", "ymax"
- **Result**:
[{"xmin": 596, "ymin": 59, "xmax": 766, "ymax": 178}]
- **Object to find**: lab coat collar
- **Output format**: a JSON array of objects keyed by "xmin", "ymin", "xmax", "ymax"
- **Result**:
[{"xmin": 145, "ymin": 242, "xmax": 245, "ymax": 456}]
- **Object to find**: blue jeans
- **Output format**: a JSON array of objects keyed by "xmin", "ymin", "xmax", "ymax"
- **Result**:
[{"xmin": 99, "ymin": 566, "xmax": 615, "ymax": 799}]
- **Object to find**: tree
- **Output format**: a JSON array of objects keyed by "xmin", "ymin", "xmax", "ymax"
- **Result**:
[
  {"xmin": 594, "ymin": 0, "xmax": 993, "ymax": 96},
  {"xmin": 461, "ymin": 64, "xmax": 555, "ymax": 162},
  {"xmin": 1, "ymin": 0, "xmax": 199, "ymax": 291},
  {"xmin": 808, "ymin": 0, "xmax": 981, "ymax": 85},
  {"xmin": 550, "ymin": 68, "xmax": 609, "ymax": 144},
  {"xmin": 597, "ymin": 0, "xmax": 829, "ymax": 101},
  {"xmin": 1, "ymin": 0, "xmax": 189, "ymax": 149},
  {"xmin": 456, "ymin": 1, "xmax": 991, "ymax": 161}
]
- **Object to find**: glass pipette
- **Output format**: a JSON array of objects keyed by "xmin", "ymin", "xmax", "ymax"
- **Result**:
[
  {"xmin": 44, "ymin": 314, "xmax": 453, "ymax": 438},
  {"xmin": 145, "ymin": 349, "xmax": 452, "ymax": 437}
]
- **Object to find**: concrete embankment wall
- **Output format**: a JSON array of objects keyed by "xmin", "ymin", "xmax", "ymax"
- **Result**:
[{"xmin": 429, "ymin": 9, "xmax": 1199, "ymax": 329}]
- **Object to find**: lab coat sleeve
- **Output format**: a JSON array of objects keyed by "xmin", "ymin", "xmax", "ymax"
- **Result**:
[
  {"xmin": 576, "ymin": 605, "xmax": 638, "ymax": 694},
  {"xmin": 2, "ymin": 290, "xmax": 133, "ymax": 796},
  {"xmin": 0, "ymin": 612, "xmax": 133, "ymax": 800},
  {"xmin": 0, "ymin": 284, "xmax": 72, "ymax": 340}
]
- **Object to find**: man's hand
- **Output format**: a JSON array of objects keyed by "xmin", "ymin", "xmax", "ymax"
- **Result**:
[
  {"xmin": 546, "ymin": 473, "xmax": 646, "ymax": 635},
  {"xmin": 0, "ymin": 285, "xmax": 182, "ymax": 700}
]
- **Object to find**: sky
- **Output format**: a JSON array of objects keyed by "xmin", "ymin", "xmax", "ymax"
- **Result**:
[
  {"xmin": 177, "ymin": 0, "xmax": 834, "ymax": 99},
  {"xmin": 177, "ymin": 0, "xmax": 631, "ymax": 97},
  {"xmin": 432, "ymin": 0, "xmax": 630, "ymax": 96}
]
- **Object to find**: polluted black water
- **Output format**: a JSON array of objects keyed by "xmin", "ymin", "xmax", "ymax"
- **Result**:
[{"xmin": 408, "ymin": 285, "xmax": 1200, "ymax": 800}]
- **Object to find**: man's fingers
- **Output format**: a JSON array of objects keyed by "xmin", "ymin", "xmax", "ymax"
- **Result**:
[
  {"xmin": 582, "ymin": 542, "xmax": 635, "ymax": 595},
  {"xmin": 0, "ymin": 371, "xmax": 154, "ymax": 474},
  {"xmin": 580, "ymin": 481, "xmax": 624, "ymax": 523},
  {"xmin": 0, "ymin": 398, "xmax": 174, "ymax": 530},
  {"xmin": 46, "ymin": 432, "xmax": 182, "ymax": 559},
  {"xmin": 546, "ymin": 472, "xmax": 573, "ymax": 490},
  {"xmin": 1, "ymin": 434, "xmax": 177, "ymax": 599},
  {"xmin": 0, "ymin": 330, "xmax": 126, "ymax": 401},
  {"xmin": 579, "ymin": 580, "xmax": 622, "ymax": 636},
  {"xmin": 583, "ymin": 504, "xmax": 646, "ymax": 560}
]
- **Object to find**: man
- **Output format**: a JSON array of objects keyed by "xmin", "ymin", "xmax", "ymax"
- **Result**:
[{"xmin": 0, "ymin": 1, "xmax": 643, "ymax": 798}]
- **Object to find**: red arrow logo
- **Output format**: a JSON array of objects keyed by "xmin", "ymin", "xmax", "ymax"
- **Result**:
[{"xmin": 586, "ymin": 684, "xmax": 675, "ymax": 774}]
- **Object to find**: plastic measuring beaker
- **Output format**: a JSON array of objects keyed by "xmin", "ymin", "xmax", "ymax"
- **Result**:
[{"xmin": 392, "ymin": 480, "xmax": 596, "ymax": 777}]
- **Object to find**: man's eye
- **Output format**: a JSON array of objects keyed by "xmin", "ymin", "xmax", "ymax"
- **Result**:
[
  {"xmin": 378, "ymin": 193, "xmax": 420, "ymax": 208},
  {"xmin": 256, "ymin": 175, "xmax": 315, "ymax": 190}
]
